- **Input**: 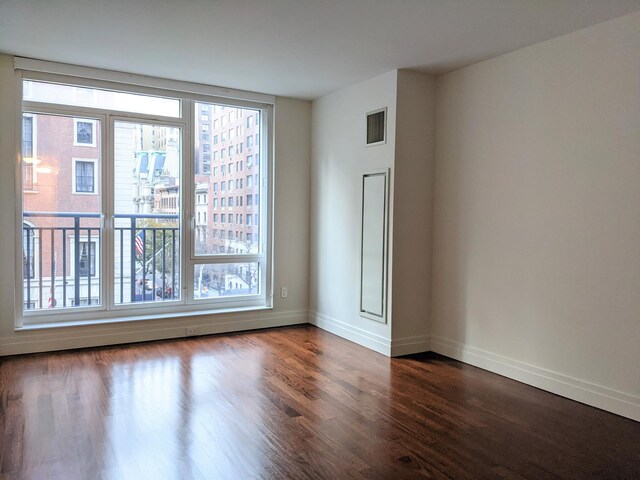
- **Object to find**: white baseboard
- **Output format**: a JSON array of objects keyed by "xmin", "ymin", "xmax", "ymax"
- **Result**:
[
  {"xmin": 390, "ymin": 335, "xmax": 430, "ymax": 357},
  {"xmin": 430, "ymin": 335, "xmax": 640, "ymax": 422},
  {"xmin": 309, "ymin": 311, "xmax": 391, "ymax": 356},
  {"xmin": 0, "ymin": 309, "xmax": 309, "ymax": 356}
]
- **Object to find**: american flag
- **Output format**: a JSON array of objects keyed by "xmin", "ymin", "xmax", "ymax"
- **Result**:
[{"xmin": 135, "ymin": 230, "xmax": 145, "ymax": 255}]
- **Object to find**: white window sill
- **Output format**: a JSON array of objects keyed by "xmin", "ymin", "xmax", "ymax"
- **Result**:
[{"xmin": 15, "ymin": 305, "xmax": 273, "ymax": 332}]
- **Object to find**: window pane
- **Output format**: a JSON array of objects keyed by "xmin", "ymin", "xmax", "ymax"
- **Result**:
[
  {"xmin": 22, "ymin": 113, "xmax": 102, "ymax": 311},
  {"xmin": 194, "ymin": 263, "xmax": 260, "ymax": 299},
  {"xmin": 24, "ymin": 80, "xmax": 181, "ymax": 118},
  {"xmin": 194, "ymin": 102, "xmax": 261, "ymax": 255},
  {"xmin": 113, "ymin": 122, "xmax": 182, "ymax": 304}
]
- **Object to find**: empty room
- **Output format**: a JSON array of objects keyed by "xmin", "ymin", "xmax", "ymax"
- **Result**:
[{"xmin": 0, "ymin": 1, "xmax": 639, "ymax": 478}]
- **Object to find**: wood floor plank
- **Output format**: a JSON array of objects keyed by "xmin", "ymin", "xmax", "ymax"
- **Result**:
[{"xmin": 0, "ymin": 325, "xmax": 638, "ymax": 479}]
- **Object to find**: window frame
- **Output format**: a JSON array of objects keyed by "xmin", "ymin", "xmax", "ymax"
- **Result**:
[{"xmin": 15, "ymin": 69, "xmax": 274, "ymax": 328}]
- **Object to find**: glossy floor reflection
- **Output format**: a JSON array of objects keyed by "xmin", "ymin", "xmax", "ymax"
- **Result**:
[{"xmin": 1, "ymin": 325, "xmax": 639, "ymax": 479}]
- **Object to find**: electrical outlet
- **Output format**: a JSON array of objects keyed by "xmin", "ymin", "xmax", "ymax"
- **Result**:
[
  {"xmin": 280, "ymin": 287, "xmax": 288, "ymax": 298},
  {"xmin": 186, "ymin": 327, "xmax": 199, "ymax": 336}
]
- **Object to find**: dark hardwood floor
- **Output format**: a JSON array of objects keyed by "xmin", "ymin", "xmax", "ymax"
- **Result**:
[{"xmin": 0, "ymin": 325, "xmax": 638, "ymax": 479}]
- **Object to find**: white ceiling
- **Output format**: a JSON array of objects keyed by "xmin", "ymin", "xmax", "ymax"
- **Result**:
[{"xmin": 1, "ymin": 0, "xmax": 639, "ymax": 99}]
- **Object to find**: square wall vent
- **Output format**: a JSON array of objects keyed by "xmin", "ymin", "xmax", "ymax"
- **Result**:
[{"xmin": 366, "ymin": 108, "xmax": 387, "ymax": 146}]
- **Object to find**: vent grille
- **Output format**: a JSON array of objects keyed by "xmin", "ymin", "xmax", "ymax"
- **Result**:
[{"xmin": 366, "ymin": 108, "xmax": 386, "ymax": 145}]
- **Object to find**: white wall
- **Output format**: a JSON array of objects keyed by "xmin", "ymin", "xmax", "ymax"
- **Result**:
[
  {"xmin": 391, "ymin": 70, "xmax": 435, "ymax": 354},
  {"xmin": 431, "ymin": 12, "xmax": 640, "ymax": 421},
  {"xmin": 309, "ymin": 71, "xmax": 397, "ymax": 354},
  {"xmin": 309, "ymin": 69, "xmax": 435, "ymax": 356},
  {"xmin": 0, "ymin": 54, "xmax": 311, "ymax": 355}
]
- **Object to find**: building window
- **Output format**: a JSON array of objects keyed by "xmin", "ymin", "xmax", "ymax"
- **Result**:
[
  {"xmin": 74, "ymin": 119, "xmax": 97, "ymax": 147},
  {"xmin": 22, "ymin": 115, "xmax": 36, "ymax": 191},
  {"xmin": 77, "ymin": 241, "xmax": 96, "ymax": 277},
  {"xmin": 22, "ymin": 115, "xmax": 33, "ymax": 157},
  {"xmin": 22, "ymin": 223, "xmax": 36, "ymax": 279},
  {"xmin": 74, "ymin": 159, "xmax": 96, "ymax": 193}
]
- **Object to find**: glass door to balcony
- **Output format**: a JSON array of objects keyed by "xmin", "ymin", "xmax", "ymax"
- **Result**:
[
  {"xmin": 22, "ymin": 113, "xmax": 103, "ymax": 311},
  {"xmin": 112, "ymin": 121, "xmax": 182, "ymax": 305}
]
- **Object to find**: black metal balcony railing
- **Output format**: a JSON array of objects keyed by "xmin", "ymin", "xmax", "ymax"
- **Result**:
[{"xmin": 23, "ymin": 212, "xmax": 180, "ymax": 310}]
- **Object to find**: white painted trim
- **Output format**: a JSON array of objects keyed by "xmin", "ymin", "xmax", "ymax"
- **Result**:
[
  {"xmin": 1, "ymin": 309, "xmax": 308, "ymax": 356},
  {"xmin": 309, "ymin": 311, "xmax": 391, "ymax": 356},
  {"xmin": 390, "ymin": 335, "xmax": 430, "ymax": 357},
  {"xmin": 14, "ymin": 57, "xmax": 275, "ymax": 105},
  {"xmin": 430, "ymin": 335, "xmax": 640, "ymax": 422}
]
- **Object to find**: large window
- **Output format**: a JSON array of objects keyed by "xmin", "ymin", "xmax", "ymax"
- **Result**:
[{"xmin": 19, "ymin": 76, "xmax": 272, "ymax": 325}]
